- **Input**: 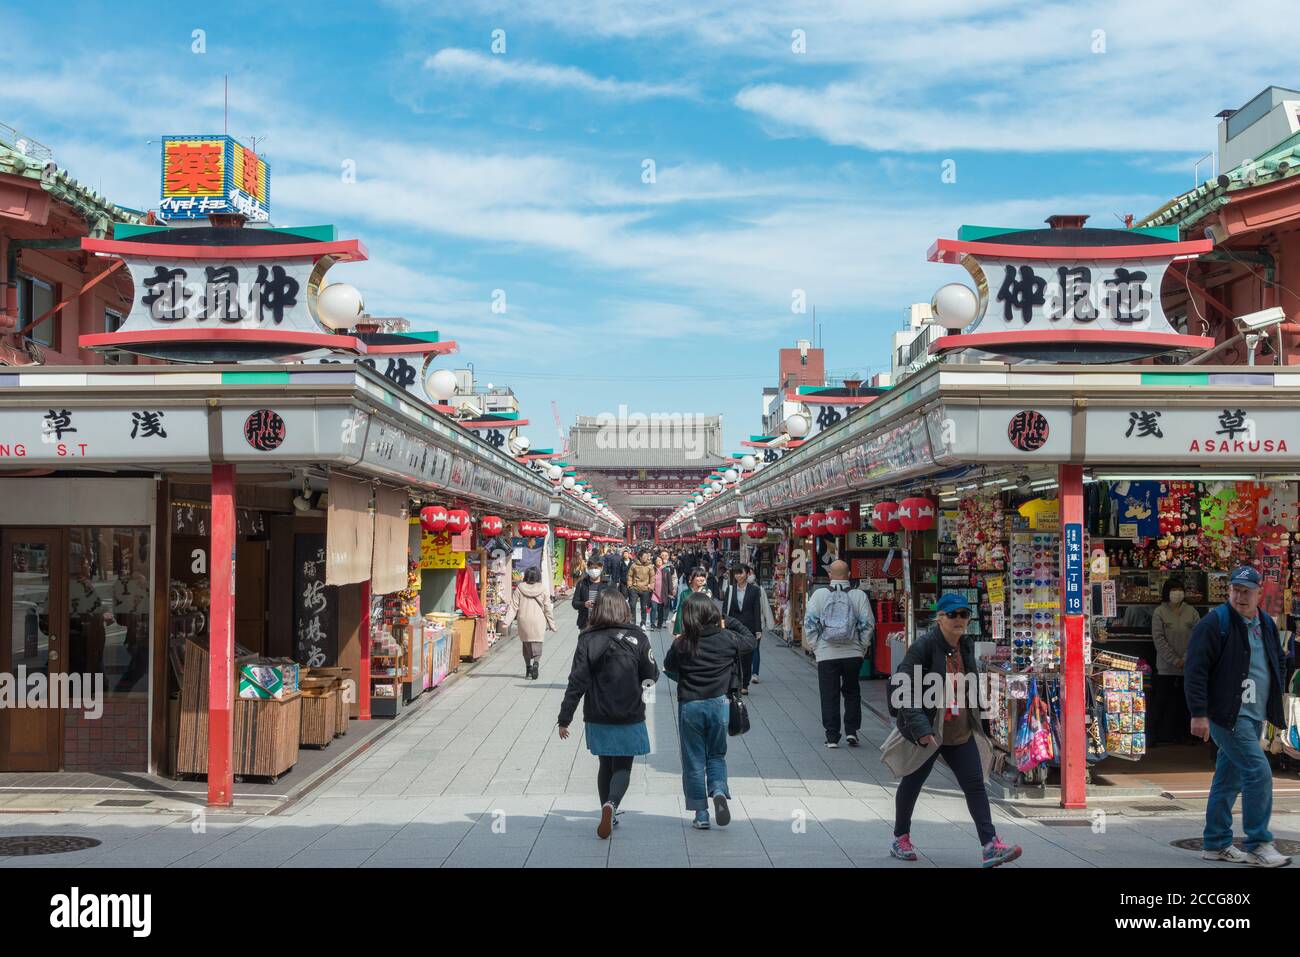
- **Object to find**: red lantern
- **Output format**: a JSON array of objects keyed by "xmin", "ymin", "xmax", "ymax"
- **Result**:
[
  {"xmin": 825, "ymin": 508, "xmax": 851, "ymax": 536},
  {"xmin": 419, "ymin": 505, "xmax": 448, "ymax": 532},
  {"xmin": 871, "ymin": 501, "xmax": 902, "ymax": 533},
  {"xmin": 481, "ymin": 515, "xmax": 503, "ymax": 536},
  {"xmin": 445, "ymin": 509, "xmax": 470, "ymax": 534},
  {"xmin": 746, "ymin": 521, "xmax": 768, "ymax": 539},
  {"xmin": 810, "ymin": 512, "xmax": 828, "ymax": 536},
  {"xmin": 792, "ymin": 514, "xmax": 811, "ymax": 536},
  {"xmin": 898, "ymin": 497, "xmax": 937, "ymax": 532}
]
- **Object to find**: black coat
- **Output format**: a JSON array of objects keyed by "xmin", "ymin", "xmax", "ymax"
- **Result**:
[
  {"xmin": 601, "ymin": 552, "xmax": 627, "ymax": 591},
  {"xmin": 888, "ymin": 626, "xmax": 980, "ymax": 744},
  {"xmin": 1185, "ymin": 603, "xmax": 1286, "ymax": 731},
  {"xmin": 558, "ymin": 625, "xmax": 659, "ymax": 727},
  {"xmin": 571, "ymin": 577, "xmax": 618, "ymax": 629},
  {"xmin": 663, "ymin": 617, "xmax": 756, "ymax": 702},
  {"xmin": 721, "ymin": 582, "xmax": 762, "ymax": 637}
]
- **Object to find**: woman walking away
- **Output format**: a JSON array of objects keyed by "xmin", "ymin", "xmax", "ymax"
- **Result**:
[
  {"xmin": 557, "ymin": 590, "xmax": 659, "ymax": 838},
  {"xmin": 673, "ymin": 565, "xmax": 717, "ymax": 636},
  {"xmin": 884, "ymin": 593, "xmax": 1022, "ymax": 868},
  {"xmin": 502, "ymin": 567, "xmax": 555, "ymax": 680},
  {"xmin": 664, "ymin": 592, "xmax": 756, "ymax": 829}
]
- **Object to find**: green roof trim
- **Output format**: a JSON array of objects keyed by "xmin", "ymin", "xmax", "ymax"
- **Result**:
[
  {"xmin": 1140, "ymin": 372, "xmax": 1208, "ymax": 386},
  {"xmin": 402, "ymin": 330, "xmax": 441, "ymax": 342},
  {"xmin": 222, "ymin": 371, "xmax": 290, "ymax": 384},
  {"xmin": 114, "ymin": 223, "xmax": 339, "ymax": 242},
  {"xmin": 957, "ymin": 223, "xmax": 1180, "ymax": 242}
]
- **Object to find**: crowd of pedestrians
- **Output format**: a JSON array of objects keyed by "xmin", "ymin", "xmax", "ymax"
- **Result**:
[{"xmin": 500, "ymin": 541, "xmax": 1289, "ymax": 868}]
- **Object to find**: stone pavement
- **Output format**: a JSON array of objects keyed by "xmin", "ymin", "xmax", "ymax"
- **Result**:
[{"xmin": 1, "ymin": 604, "xmax": 1296, "ymax": 868}]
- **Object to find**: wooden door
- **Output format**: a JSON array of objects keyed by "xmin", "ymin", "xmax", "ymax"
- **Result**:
[{"xmin": 0, "ymin": 529, "xmax": 67, "ymax": 771}]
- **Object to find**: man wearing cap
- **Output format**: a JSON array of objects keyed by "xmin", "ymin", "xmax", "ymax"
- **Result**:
[
  {"xmin": 885, "ymin": 592, "xmax": 1022, "ymax": 868},
  {"xmin": 1185, "ymin": 566, "xmax": 1291, "ymax": 867},
  {"xmin": 803, "ymin": 560, "xmax": 874, "ymax": 748}
]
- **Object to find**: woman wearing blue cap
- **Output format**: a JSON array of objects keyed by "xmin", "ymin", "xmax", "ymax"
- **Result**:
[{"xmin": 883, "ymin": 591, "xmax": 1022, "ymax": 868}]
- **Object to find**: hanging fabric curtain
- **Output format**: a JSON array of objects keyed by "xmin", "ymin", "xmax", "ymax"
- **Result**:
[
  {"xmin": 326, "ymin": 474, "xmax": 374, "ymax": 586},
  {"xmin": 455, "ymin": 564, "xmax": 486, "ymax": 617},
  {"xmin": 370, "ymin": 486, "xmax": 409, "ymax": 595}
]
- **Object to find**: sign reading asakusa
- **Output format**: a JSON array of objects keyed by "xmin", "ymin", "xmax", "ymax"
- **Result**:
[{"xmin": 1089, "ymin": 407, "xmax": 1295, "ymax": 459}]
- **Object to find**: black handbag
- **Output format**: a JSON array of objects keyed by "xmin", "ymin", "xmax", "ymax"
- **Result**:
[{"xmin": 726, "ymin": 644, "xmax": 750, "ymax": 736}]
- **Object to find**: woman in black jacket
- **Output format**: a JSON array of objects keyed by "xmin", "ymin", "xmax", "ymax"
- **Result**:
[
  {"xmin": 558, "ymin": 589, "xmax": 659, "ymax": 839},
  {"xmin": 663, "ymin": 592, "xmax": 757, "ymax": 829}
]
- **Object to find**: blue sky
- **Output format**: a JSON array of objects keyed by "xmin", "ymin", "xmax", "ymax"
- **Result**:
[{"xmin": 0, "ymin": 0, "xmax": 1293, "ymax": 453}]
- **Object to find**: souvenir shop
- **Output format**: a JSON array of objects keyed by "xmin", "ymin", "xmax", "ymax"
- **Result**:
[
  {"xmin": 0, "ymin": 241, "xmax": 615, "ymax": 806},
  {"xmin": 680, "ymin": 358, "xmax": 1300, "ymax": 804}
]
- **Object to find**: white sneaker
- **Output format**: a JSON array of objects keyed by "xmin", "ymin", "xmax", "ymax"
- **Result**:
[
  {"xmin": 825, "ymin": 741, "xmax": 839, "ymax": 749},
  {"xmin": 751, "ymin": 675, "xmax": 761, "ymax": 684},
  {"xmin": 1201, "ymin": 845, "xmax": 1252, "ymax": 863},
  {"xmin": 1247, "ymin": 842, "xmax": 1292, "ymax": 867}
]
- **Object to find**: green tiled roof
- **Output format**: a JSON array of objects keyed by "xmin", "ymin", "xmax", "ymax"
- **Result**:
[
  {"xmin": 1138, "ymin": 131, "xmax": 1300, "ymax": 232},
  {"xmin": 0, "ymin": 140, "xmax": 145, "ymax": 237}
]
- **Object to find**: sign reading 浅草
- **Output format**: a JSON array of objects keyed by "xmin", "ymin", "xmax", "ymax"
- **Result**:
[{"xmin": 1088, "ymin": 407, "xmax": 1297, "ymax": 459}]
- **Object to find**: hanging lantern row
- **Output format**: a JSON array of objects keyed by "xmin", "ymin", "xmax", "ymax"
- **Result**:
[
  {"xmin": 481, "ymin": 515, "xmax": 503, "ymax": 536},
  {"xmin": 445, "ymin": 509, "xmax": 470, "ymax": 534},
  {"xmin": 719, "ymin": 525, "xmax": 741, "ymax": 539},
  {"xmin": 898, "ymin": 496, "xmax": 937, "ymax": 532},
  {"xmin": 419, "ymin": 504, "xmax": 448, "ymax": 532},
  {"xmin": 746, "ymin": 521, "xmax": 768, "ymax": 539},
  {"xmin": 870, "ymin": 501, "xmax": 901, "ymax": 533},
  {"xmin": 519, "ymin": 520, "xmax": 549, "ymax": 537}
]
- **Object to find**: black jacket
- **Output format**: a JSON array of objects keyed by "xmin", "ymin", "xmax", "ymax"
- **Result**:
[
  {"xmin": 1185, "ymin": 603, "xmax": 1286, "ymax": 731},
  {"xmin": 558, "ymin": 625, "xmax": 659, "ymax": 727},
  {"xmin": 601, "ymin": 552, "xmax": 627, "ymax": 591},
  {"xmin": 571, "ymin": 577, "xmax": 618, "ymax": 629},
  {"xmin": 722, "ymin": 582, "xmax": 762, "ymax": 637},
  {"xmin": 664, "ymin": 617, "xmax": 757, "ymax": 703},
  {"xmin": 888, "ymin": 626, "xmax": 980, "ymax": 744}
]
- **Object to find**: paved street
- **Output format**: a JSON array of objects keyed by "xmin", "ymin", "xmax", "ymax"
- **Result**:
[{"xmin": 1, "ymin": 604, "xmax": 1296, "ymax": 868}]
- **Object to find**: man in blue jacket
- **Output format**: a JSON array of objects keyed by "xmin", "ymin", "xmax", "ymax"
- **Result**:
[{"xmin": 1184, "ymin": 566, "xmax": 1291, "ymax": 867}]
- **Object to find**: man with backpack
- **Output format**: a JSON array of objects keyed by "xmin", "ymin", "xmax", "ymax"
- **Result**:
[{"xmin": 803, "ymin": 560, "xmax": 875, "ymax": 748}]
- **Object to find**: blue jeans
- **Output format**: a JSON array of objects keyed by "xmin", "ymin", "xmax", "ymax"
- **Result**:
[
  {"xmin": 679, "ymin": 696, "xmax": 730, "ymax": 811},
  {"xmin": 751, "ymin": 637, "xmax": 761, "ymax": 676},
  {"xmin": 1205, "ymin": 717, "xmax": 1274, "ymax": 851}
]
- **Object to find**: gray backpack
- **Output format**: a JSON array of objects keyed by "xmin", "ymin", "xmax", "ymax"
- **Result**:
[{"xmin": 820, "ymin": 589, "xmax": 856, "ymax": 644}]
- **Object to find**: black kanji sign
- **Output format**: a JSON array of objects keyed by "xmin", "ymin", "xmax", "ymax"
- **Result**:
[
  {"xmin": 243, "ymin": 409, "xmax": 286, "ymax": 451},
  {"xmin": 1007, "ymin": 410, "xmax": 1050, "ymax": 451}
]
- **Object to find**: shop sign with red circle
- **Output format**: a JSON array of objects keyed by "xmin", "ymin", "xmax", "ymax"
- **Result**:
[
  {"xmin": 244, "ymin": 409, "xmax": 286, "ymax": 451},
  {"xmin": 1007, "ymin": 410, "xmax": 1049, "ymax": 452}
]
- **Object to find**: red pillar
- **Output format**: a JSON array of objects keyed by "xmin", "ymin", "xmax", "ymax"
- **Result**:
[
  {"xmin": 358, "ymin": 580, "xmax": 372, "ymax": 721},
  {"xmin": 1058, "ymin": 464, "xmax": 1087, "ymax": 808},
  {"xmin": 208, "ymin": 464, "xmax": 236, "ymax": 807}
]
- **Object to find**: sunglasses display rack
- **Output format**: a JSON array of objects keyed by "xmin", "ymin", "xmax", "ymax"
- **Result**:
[
  {"xmin": 1008, "ymin": 531, "xmax": 1061, "ymax": 672},
  {"xmin": 937, "ymin": 539, "xmax": 987, "ymax": 640}
]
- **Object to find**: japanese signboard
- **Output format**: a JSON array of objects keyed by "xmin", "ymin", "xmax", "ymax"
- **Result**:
[
  {"xmin": 846, "ymin": 530, "xmax": 900, "ymax": 551},
  {"xmin": 1064, "ymin": 523, "xmax": 1084, "ymax": 616},
  {"xmin": 1089, "ymin": 406, "xmax": 1300, "ymax": 460},
  {"xmin": 159, "ymin": 134, "xmax": 270, "ymax": 222},
  {"xmin": 421, "ymin": 531, "xmax": 465, "ymax": 569},
  {"xmin": 982, "ymin": 258, "xmax": 1175, "ymax": 333},
  {"xmin": 293, "ymin": 533, "xmax": 337, "ymax": 667}
]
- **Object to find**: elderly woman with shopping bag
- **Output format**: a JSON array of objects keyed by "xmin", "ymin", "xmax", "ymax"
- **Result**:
[{"xmin": 881, "ymin": 593, "xmax": 1022, "ymax": 868}]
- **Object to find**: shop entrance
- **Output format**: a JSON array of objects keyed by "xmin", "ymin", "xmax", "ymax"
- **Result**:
[{"xmin": 0, "ymin": 528, "xmax": 68, "ymax": 772}]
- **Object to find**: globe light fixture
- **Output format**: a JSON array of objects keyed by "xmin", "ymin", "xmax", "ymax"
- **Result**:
[
  {"xmin": 426, "ymin": 367, "xmax": 459, "ymax": 401},
  {"xmin": 741, "ymin": 455, "xmax": 756, "ymax": 471},
  {"xmin": 315, "ymin": 283, "xmax": 365, "ymax": 330},
  {"xmin": 783, "ymin": 410, "xmax": 811, "ymax": 439},
  {"xmin": 711, "ymin": 481, "xmax": 723, "ymax": 493},
  {"xmin": 509, "ymin": 434, "xmax": 531, "ymax": 455},
  {"xmin": 547, "ymin": 465, "xmax": 562, "ymax": 480},
  {"xmin": 563, "ymin": 476, "xmax": 576, "ymax": 490},
  {"xmin": 931, "ymin": 282, "xmax": 980, "ymax": 331},
  {"xmin": 724, "ymin": 468, "xmax": 739, "ymax": 483}
]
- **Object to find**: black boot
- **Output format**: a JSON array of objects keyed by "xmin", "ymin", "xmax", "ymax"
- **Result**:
[{"xmin": 529, "ymin": 658, "xmax": 539, "ymax": 680}]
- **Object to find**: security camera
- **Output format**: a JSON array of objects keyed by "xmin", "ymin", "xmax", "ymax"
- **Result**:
[{"xmin": 1234, "ymin": 306, "xmax": 1286, "ymax": 333}]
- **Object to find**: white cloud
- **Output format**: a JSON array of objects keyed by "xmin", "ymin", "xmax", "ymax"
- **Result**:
[{"xmin": 424, "ymin": 48, "xmax": 696, "ymax": 100}]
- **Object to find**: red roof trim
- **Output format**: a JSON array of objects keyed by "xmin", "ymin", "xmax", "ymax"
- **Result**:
[
  {"xmin": 82, "ymin": 237, "xmax": 369, "ymax": 262},
  {"xmin": 926, "ymin": 237, "xmax": 1213, "ymax": 264}
]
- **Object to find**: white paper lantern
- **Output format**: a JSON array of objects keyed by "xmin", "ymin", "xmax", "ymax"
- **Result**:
[
  {"xmin": 563, "ymin": 476, "xmax": 576, "ymax": 490},
  {"xmin": 315, "ymin": 283, "xmax": 365, "ymax": 330},
  {"xmin": 741, "ymin": 455, "xmax": 756, "ymax": 471},
  {"xmin": 509, "ymin": 434, "xmax": 531, "ymax": 455},
  {"xmin": 426, "ymin": 367, "xmax": 459, "ymax": 401},
  {"xmin": 724, "ymin": 468, "xmax": 739, "ymax": 483},
  {"xmin": 931, "ymin": 282, "xmax": 980, "ymax": 331},
  {"xmin": 547, "ymin": 465, "xmax": 562, "ymax": 480}
]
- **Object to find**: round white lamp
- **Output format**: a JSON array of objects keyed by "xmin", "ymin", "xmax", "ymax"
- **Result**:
[
  {"xmin": 510, "ymin": 434, "xmax": 531, "ymax": 455},
  {"xmin": 426, "ymin": 367, "xmax": 459, "ymax": 401},
  {"xmin": 694, "ymin": 495, "xmax": 704, "ymax": 505},
  {"xmin": 783, "ymin": 410, "xmax": 811, "ymax": 438},
  {"xmin": 931, "ymin": 283, "xmax": 980, "ymax": 331},
  {"xmin": 547, "ymin": 465, "xmax": 562, "ymax": 480},
  {"xmin": 563, "ymin": 476, "xmax": 576, "ymax": 490},
  {"xmin": 724, "ymin": 468, "xmax": 739, "ymax": 483},
  {"xmin": 741, "ymin": 455, "xmax": 756, "ymax": 471},
  {"xmin": 711, "ymin": 481, "xmax": 723, "ymax": 493},
  {"xmin": 316, "ymin": 283, "xmax": 365, "ymax": 330}
]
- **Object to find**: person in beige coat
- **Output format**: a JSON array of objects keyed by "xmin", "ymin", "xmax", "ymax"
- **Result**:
[{"xmin": 502, "ymin": 567, "xmax": 556, "ymax": 680}]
